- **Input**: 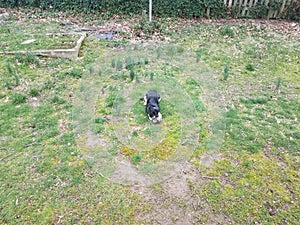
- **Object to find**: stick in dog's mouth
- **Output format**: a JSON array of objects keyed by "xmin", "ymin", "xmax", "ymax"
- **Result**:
[{"xmin": 141, "ymin": 90, "xmax": 162, "ymax": 123}]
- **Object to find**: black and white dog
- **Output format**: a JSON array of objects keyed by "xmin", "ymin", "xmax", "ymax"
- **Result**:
[{"xmin": 141, "ymin": 90, "xmax": 162, "ymax": 123}]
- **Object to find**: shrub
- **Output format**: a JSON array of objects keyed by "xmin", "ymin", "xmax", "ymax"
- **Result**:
[
  {"xmin": 0, "ymin": 0, "xmax": 297, "ymax": 20},
  {"xmin": 284, "ymin": 0, "xmax": 300, "ymax": 21}
]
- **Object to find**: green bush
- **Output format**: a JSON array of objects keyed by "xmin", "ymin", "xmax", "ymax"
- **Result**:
[
  {"xmin": 0, "ymin": 0, "xmax": 297, "ymax": 20},
  {"xmin": 0, "ymin": 0, "xmax": 217, "ymax": 18},
  {"xmin": 285, "ymin": 0, "xmax": 300, "ymax": 21}
]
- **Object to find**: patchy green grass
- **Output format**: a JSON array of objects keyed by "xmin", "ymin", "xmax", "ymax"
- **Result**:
[
  {"xmin": 195, "ymin": 152, "xmax": 299, "ymax": 224},
  {"xmin": 0, "ymin": 12, "xmax": 299, "ymax": 225},
  {"xmin": 0, "ymin": 23, "xmax": 79, "ymax": 51},
  {"xmin": 175, "ymin": 22, "xmax": 299, "ymax": 224}
]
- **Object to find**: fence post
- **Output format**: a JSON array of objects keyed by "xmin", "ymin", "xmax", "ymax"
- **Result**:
[{"xmin": 149, "ymin": 0, "xmax": 152, "ymax": 22}]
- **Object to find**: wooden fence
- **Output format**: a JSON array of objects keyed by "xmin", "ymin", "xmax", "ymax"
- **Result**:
[{"xmin": 207, "ymin": 0, "xmax": 293, "ymax": 18}]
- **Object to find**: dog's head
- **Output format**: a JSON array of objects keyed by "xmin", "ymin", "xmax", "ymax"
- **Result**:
[
  {"xmin": 147, "ymin": 105, "xmax": 162, "ymax": 123},
  {"xmin": 148, "ymin": 105, "xmax": 159, "ymax": 119}
]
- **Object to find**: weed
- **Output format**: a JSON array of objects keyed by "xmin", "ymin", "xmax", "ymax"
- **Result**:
[
  {"xmin": 219, "ymin": 25, "xmax": 235, "ymax": 38},
  {"xmin": 185, "ymin": 77, "xmax": 199, "ymax": 87},
  {"xmin": 11, "ymin": 92, "xmax": 27, "ymax": 104},
  {"xmin": 88, "ymin": 65, "xmax": 94, "ymax": 75},
  {"xmin": 106, "ymin": 86, "xmax": 124, "ymax": 107},
  {"xmin": 41, "ymin": 79, "xmax": 55, "ymax": 90},
  {"xmin": 4, "ymin": 77, "xmax": 11, "ymax": 89},
  {"xmin": 135, "ymin": 73, "xmax": 140, "ymax": 83},
  {"xmin": 94, "ymin": 124, "xmax": 105, "ymax": 134},
  {"xmin": 177, "ymin": 46, "xmax": 185, "ymax": 53},
  {"xmin": 111, "ymin": 73, "xmax": 121, "ymax": 80},
  {"xmin": 195, "ymin": 48, "xmax": 206, "ymax": 62},
  {"xmin": 275, "ymin": 77, "xmax": 282, "ymax": 91},
  {"xmin": 14, "ymin": 52, "xmax": 40, "ymax": 66},
  {"xmin": 240, "ymin": 97, "xmax": 268, "ymax": 105},
  {"xmin": 120, "ymin": 71, "xmax": 128, "ymax": 80},
  {"xmin": 222, "ymin": 63, "xmax": 230, "ymax": 80},
  {"xmin": 6, "ymin": 63, "xmax": 19, "ymax": 85},
  {"xmin": 3, "ymin": 63, "xmax": 19, "ymax": 88},
  {"xmin": 65, "ymin": 68, "xmax": 83, "ymax": 78},
  {"xmin": 58, "ymin": 133, "xmax": 76, "ymax": 145},
  {"xmin": 29, "ymin": 88, "xmax": 40, "ymax": 97},
  {"xmin": 149, "ymin": 72, "xmax": 154, "ymax": 80},
  {"xmin": 95, "ymin": 117, "xmax": 106, "ymax": 124},
  {"xmin": 125, "ymin": 56, "xmax": 134, "ymax": 70},
  {"xmin": 130, "ymin": 70, "xmax": 135, "ymax": 81},
  {"xmin": 51, "ymin": 94, "xmax": 66, "ymax": 104},
  {"xmin": 105, "ymin": 92, "xmax": 117, "ymax": 107},
  {"xmin": 131, "ymin": 153, "xmax": 142, "ymax": 165},
  {"xmin": 132, "ymin": 130, "xmax": 138, "ymax": 137},
  {"xmin": 13, "ymin": 73, "xmax": 20, "ymax": 86},
  {"xmin": 116, "ymin": 59, "xmax": 123, "ymax": 70},
  {"xmin": 246, "ymin": 63, "xmax": 255, "ymax": 71},
  {"xmin": 111, "ymin": 58, "xmax": 116, "ymax": 68},
  {"xmin": 193, "ymin": 98, "xmax": 206, "ymax": 112}
]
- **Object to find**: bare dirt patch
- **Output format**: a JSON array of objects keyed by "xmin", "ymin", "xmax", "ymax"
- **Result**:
[{"xmin": 130, "ymin": 161, "xmax": 231, "ymax": 224}]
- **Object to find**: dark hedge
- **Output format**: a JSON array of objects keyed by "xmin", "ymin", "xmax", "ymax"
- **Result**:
[{"xmin": 0, "ymin": 0, "xmax": 298, "ymax": 20}]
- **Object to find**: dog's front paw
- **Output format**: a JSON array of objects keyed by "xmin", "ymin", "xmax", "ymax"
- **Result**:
[{"xmin": 152, "ymin": 112, "xmax": 162, "ymax": 124}]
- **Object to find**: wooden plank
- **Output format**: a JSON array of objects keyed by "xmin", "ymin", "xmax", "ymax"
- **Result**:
[
  {"xmin": 1, "ymin": 33, "xmax": 86, "ymax": 60},
  {"xmin": 238, "ymin": 0, "xmax": 244, "ymax": 16},
  {"xmin": 249, "ymin": 0, "xmax": 254, "ymax": 7},
  {"xmin": 267, "ymin": 10, "xmax": 274, "ymax": 19},
  {"xmin": 247, "ymin": 0, "xmax": 254, "ymax": 16},
  {"xmin": 206, "ymin": 7, "xmax": 210, "ymax": 18},
  {"xmin": 233, "ymin": 0, "xmax": 238, "ymax": 7},
  {"xmin": 279, "ymin": 0, "xmax": 287, "ymax": 14},
  {"xmin": 243, "ymin": 0, "xmax": 249, "ymax": 16},
  {"xmin": 239, "ymin": 0, "xmax": 244, "ymax": 7},
  {"xmin": 264, "ymin": 0, "xmax": 269, "ymax": 6},
  {"xmin": 212, "ymin": 0, "xmax": 294, "ymax": 19}
]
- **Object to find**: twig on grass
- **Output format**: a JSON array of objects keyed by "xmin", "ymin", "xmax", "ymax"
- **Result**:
[
  {"xmin": 200, "ymin": 175, "xmax": 219, "ymax": 180},
  {"xmin": 0, "ymin": 152, "xmax": 22, "ymax": 162}
]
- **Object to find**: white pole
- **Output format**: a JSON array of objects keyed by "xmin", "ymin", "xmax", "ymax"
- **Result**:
[{"xmin": 149, "ymin": 0, "xmax": 152, "ymax": 22}]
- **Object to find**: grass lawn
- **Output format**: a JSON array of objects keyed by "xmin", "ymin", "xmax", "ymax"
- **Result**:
[{"xmin": 0, "ymin": 9, "xmax": 299, "ymax": 224}]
